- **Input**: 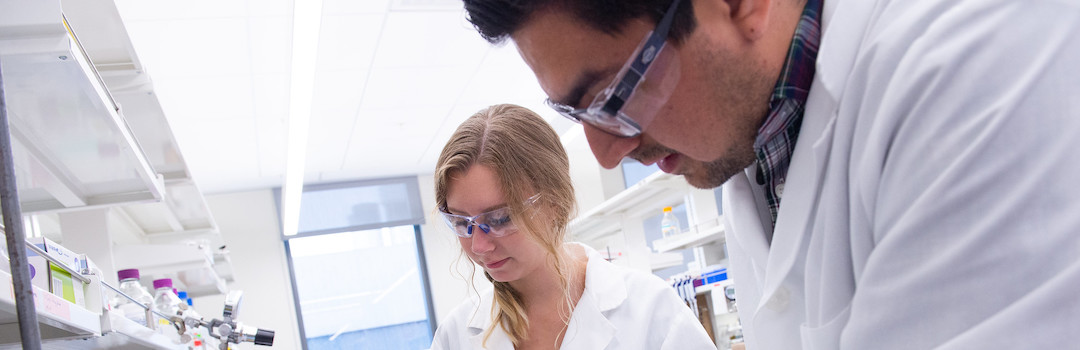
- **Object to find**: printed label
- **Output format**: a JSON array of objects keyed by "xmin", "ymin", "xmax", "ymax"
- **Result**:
[
  {"xmin": 51, "ymin": 277, "xmax": 63, "ymax": 298},
  {"xmin": 33, "ymin": 289, "xmax": 71, "ymax": 321}
]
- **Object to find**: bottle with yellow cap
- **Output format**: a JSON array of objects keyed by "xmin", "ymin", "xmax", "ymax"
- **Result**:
[{"xmin": 660, "ymin": 206, "xmax": 682, "ymax": 238}]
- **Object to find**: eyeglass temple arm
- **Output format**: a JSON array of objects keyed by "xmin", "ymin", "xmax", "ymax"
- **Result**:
[{"xmin": 600, "ymin": 0, "xmax": 683, "ymax": 116}]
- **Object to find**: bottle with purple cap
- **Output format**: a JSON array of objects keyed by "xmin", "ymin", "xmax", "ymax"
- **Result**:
[
  {"xmin": 113, "ymin": 269, "xmax": 155, "ymax": 326},
  {"xmin": 152, "ymin": 278, "xmax": 186, "ymax": 340}
]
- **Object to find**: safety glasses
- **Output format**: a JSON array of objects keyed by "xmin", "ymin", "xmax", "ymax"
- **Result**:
[
  {"xmin": 546, "ymin": 0, "xmax": 683, "ymax": 138},
  {"xmin": 439, "ymin": 194, "xmax": 541, "ymax": 238}
]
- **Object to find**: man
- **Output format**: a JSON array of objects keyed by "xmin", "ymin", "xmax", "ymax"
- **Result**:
[{"xmin": 463, "ymin": 0, "xmax": 1080, "ymax": 348}]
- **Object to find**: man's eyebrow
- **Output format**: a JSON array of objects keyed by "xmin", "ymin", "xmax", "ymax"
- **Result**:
[{"xmin": 552, "ymin": 69, "xmax": 611, "ymax": 107}]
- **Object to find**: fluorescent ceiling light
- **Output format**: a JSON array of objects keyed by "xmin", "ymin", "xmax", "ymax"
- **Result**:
[{"xmin": 282, "ymin": 0, "xmax": 325, "ymax": 236}]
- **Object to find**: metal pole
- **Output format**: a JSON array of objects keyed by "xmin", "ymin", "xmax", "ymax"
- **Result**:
[{"xmin": 0, "ymin": 58, "xmax": 44, "ymax": 349}]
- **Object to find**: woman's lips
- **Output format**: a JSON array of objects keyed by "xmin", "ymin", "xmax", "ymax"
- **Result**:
[
  {"xmin": 657, "ymin": 153, "xmax": 681, "ymax": 174},
  {"xmin": 485, "ymin": 258, "xmax": 509, "ymax": 269}
]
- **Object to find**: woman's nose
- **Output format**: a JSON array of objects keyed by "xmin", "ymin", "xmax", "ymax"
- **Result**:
[{"xmin": 468, "ymin": 227, "xmax": 495, "ymax": 255}]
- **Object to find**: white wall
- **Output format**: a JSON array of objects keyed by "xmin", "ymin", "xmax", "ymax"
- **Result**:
[
  {"xmin": 563, "ymin": 131, "xmax": 617, "ymax": 218},
  {"xmin": 191, "ymin": 190, "xmax": 301, "ymax": 350}
]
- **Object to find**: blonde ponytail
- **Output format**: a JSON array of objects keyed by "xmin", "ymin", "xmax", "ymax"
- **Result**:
[{"xmin": 484, "ymin": 275, "xmax": 530, "ymax": 346}]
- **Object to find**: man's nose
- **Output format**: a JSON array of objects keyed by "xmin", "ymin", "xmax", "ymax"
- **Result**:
[{"xmin": 583, "ymin": 124, "xmax": 639, "ymax": 169}]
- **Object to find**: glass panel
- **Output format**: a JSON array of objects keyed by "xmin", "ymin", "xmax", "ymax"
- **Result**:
[
  {"xmin": 2, "ymin": 52, "xmax": 152, "ymax": 199},
  {"xmin": 621, "ymin": 159, "xmax": 659, "ymax": 189},
  {"xmin": 714, "ymin": 186, "xmax": 724, "ymax": 215},
  {"xmin": 296, "ymin": 179, "xmax": 424, "ymax": 234},
  {"xmin": 289, "ymin": 225, "xmax": 432, "ymax": 349}
]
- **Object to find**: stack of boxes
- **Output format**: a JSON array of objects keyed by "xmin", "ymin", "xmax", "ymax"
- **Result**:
[{"xmin": 26, "ymin": 237, "xmax": 87, "ymax": 308}]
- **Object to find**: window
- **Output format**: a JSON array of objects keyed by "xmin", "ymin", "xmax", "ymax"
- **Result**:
[{"xmin": 278, "ymin": 177, "xmax": 434, "ymax": 350}]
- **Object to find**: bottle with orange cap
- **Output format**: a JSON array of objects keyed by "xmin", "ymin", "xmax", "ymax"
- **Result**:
[{"xmin": 660, "ymin": 206, "xmax": 682, "ymax": 238}]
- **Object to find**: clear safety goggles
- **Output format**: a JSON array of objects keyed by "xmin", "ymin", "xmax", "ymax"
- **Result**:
[
  {"xmin": 439, "ymin": 194, "xmax": 541, "ymax": 238},
  {"xmin": 545, "ymin": 0, "xmax": 683, "ymax": 138}
]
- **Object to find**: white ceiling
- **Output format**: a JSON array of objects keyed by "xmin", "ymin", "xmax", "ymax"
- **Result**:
[{"xmin": 112, "ymin": 0, "xmax": 575, "ymax": 194}]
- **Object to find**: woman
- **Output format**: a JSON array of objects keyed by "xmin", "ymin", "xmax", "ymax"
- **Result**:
[{"xmin": 430, "ymin": 104, "xmax": 715, "ymax": 349}]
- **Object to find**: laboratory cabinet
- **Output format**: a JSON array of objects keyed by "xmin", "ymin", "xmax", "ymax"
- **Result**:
[
  {"xmin": 570, "ymin": 167, "xmax": 742, "ymax": 349},
  {"xmin": 0, "ymin": 0, "xmax": 229, "ymax": 348}
]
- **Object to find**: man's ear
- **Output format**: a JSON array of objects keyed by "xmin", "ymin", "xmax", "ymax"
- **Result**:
[{"xmin": 693, "ymin": 0, "xmax": 774, "ymax": 41}]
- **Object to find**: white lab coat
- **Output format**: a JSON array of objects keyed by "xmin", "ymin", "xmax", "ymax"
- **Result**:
[
  {"xmin": 723, "ymin": 0, "xmax": 1080, "ymax": 349},
  {"xmin": 430, "ymin": 243, "xmax": 716, "ymax": 350}
]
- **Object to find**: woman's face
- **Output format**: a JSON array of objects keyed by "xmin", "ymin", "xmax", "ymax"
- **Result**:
[{"xmin": 444, "ymin": 164, "xmax": 548, "ymax": 283}]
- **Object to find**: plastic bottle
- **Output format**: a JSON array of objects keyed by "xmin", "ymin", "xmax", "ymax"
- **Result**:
[
  {"xmin": 113, "ymin": 269, "xmax": 155, "ymax": 326},
  {"xmin": 152, "ymin": 278, "xmax": 185, "ymax": 340},
  {"xmin": 661, "ymin": 206, "xmax": 682, "ymax": 238}
]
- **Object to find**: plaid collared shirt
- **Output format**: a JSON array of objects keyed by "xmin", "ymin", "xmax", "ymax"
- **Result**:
[{"xmin": 753, "ymin": 0, "xmax": 823, "ymax": 226}]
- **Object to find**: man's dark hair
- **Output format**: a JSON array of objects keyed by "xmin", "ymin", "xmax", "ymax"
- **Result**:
[{"xmin": 462, "ymin": 0, "xmax": 696, "ymax": 45}]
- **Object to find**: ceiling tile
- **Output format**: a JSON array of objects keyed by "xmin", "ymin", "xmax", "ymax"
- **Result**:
[
  {"xmin": 123, "ymin": 19, "xmax": 251, "ymax": 79},
  {"xmin": 334, "ymin": 108, "xmax": 446, "ymax": 179},
  {"xmin": 360, "ymin": 66, "xmax": 473, "ymax": 110},
  {"xmin": 316, "ymin": 14, "xmax": 385, "ymax": 72},
  {"xmin": 168, "ymin": 117, "xmax": 260, "ymax": 193},
  {"xmin": 248, "ymin": 16, "xmax": 293, "ymax": 74},
  {"xmin": 154, "ymin": 76, "xmax": 255, "ymax": 121},
  {"xmin": 323, "ymin": 0, "xmax": 393, "ymax": 15},
  {"xmin": 251, "ymin": 74, "xmax": 290, "ymax": 120},
  {"xmin": 305, "ymin": 70, "xmax": 370, "ymax": 172},
  {"xmin": 456, "ymin": 65, "xmax": 546, "ymax": 106},
  {"xmin": 371, "ymin": 11, "xmax": 489, "ymax": 68},
  {"xmin": 115, "ymin": 0, "xmax": 248, "ymax": 21},
  {"xmin": 388, "ymin": 0, "xmax": 462, "ymax": 12},
  {"xmin": 255, "ymin": 113, "xmax": 288, "ymax": 179},
  {"xmin": 247, "ymin": 0, "xmax": 293, "ymax": 17},
  {"xmin": 342, "ymin": 112, "xmax": 444, "ymax": 170}
]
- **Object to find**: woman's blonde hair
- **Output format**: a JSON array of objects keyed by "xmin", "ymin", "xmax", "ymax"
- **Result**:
[{"xmin": 434, "ymin": 104, "xmax": 577, "ymax": 347}]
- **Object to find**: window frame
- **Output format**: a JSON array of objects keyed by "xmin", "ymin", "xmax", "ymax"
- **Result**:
[{"xmin": 276, "ymin": 177, "xmax": 436, "ymax": 350}]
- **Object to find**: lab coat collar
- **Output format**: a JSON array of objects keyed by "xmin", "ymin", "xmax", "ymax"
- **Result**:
[
  {"xmin": 577, "ymin": 242, "xmax": 627, "ymax": 312},
  {"xmin": 465, "ymin": 287, "xmax": 512, "ymax": 349},
  {"xmin": 751, "ymin": 0, "xmax": 883, "ymax": 312},
  {"xmin": 815, "ymin": 0, "xmax": 876, "ymax": 103},
  {"xmin": 464, "ymin": 243, "xmax": 622, "ymax": 349}
]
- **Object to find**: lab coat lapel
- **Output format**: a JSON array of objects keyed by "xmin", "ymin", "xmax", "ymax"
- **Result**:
[
  {"xmin": 755, "ymin": 0, "xmax": 877, "ymax": 311},
  {"xmin": 467, "ymin": 329, "xmax": 514, "ymax": 350},
  {"xmin": 466, "ymin": 292, "xmax": 515, "ymax": 350},
  {"xmin": 466, "ymin": 245, "xmax": 622, "ymax": 350},
  {"xmin": 723, "ymin": 172, "xmax": 770, "ymax": 279},
  {"xmin": 559, "ymin": 243, "xmax": 622, "ymax": 349},
  {"xmin": 559, "ymin": 288, "xmax": 617, "ymax": 349}
]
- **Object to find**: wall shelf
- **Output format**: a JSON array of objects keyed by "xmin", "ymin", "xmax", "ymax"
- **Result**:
[
  {"xmin": 570, "ymin": 171, "xmax": 690, "ymax": 240},
  {"xmin": 0, "ymin": 1, "xmax": 165, "ymax": 213},
  {"xmin": 650, "ymin": 252, "xmax": 686, "ymax": 271},
  {"xmin": 113, "ymin": 244, "xmax": 227, "ymax": 298},
  {"xmin": 0, "ymin": 270, "xmax": 101, "ymax": 346},
  {"xmin": 652, "ymin": 222, "xmax": 726, "ymax": 253},
  {"xmin": 121, "ymin": 180, "xmax": 218, "ymax": 238},
  {"xmin": 85, "ymin": 311, "xmax": 186, "ymax": 350}
]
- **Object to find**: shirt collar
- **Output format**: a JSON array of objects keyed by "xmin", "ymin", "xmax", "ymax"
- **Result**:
[{"xmin": 755, "ymin": 0, "xmax": 823, "ymax": 149}]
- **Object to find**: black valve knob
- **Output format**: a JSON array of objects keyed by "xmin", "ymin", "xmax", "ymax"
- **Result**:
[{"xmin": 255, "ymin": 329, "xmax": 275, "ymax": 346}]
